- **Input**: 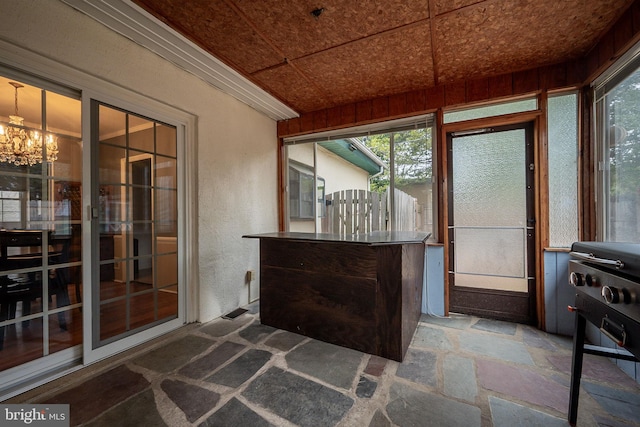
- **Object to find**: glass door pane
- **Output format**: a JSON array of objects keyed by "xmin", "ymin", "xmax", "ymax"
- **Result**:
[
  {"xmin": 452, "ymin": 129, "xmax": 528, "ymax": 292},
  {"xmin": 94, "ymin": 103, "xmax": 178, "ymax": 347},
  {"xmin": 0, "ymin": 77, "xmax": 82, "ymax": 372},
  {"xmin": 448, "ymin": 122, "xmax": 536, "ymax": 323}
]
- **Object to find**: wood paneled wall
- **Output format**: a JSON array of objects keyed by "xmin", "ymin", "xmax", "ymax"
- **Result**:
[{"xmin": 277, "ymin": 60, "xmax": 584, "ymax": 138}]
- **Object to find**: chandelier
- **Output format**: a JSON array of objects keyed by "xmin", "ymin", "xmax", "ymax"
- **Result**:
[{"xmin": 0, "ymin": 82, "xmax": 58, "ymax": 166}]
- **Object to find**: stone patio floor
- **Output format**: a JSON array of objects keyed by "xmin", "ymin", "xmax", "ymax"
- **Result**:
[{"xmin": 7, "ymin": 302, "xmax": 640, "ymax": 426}]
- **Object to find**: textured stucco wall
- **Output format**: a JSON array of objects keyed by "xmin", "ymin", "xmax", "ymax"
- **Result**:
[{"xmin": 0, "ymin": 0, "xmax": 278, "ymax": 322}]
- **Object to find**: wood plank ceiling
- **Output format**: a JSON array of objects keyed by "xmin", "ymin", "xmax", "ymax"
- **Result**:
[{"xmin": 133, "ymin": 0, "xmax": 634, "ymax": 115}]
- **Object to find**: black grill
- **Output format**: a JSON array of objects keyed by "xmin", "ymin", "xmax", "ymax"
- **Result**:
[{"xmin": 568, "ymin": 242, "xmax": 640, "ymax": 425}]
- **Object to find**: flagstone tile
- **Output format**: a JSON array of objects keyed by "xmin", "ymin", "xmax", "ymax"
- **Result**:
[
  {"xmin": 242, "ymin": 367, "xmax": 353, "ymax": 427},
  {"xmin": 84, "ymin": 389, "xmax": 166, "ymax": 427},
  {"xmin": 459, "ymin": 331, "xmax": 533, "ymax": 365},
  {"xmin": 132, "ymin": 335, "xmax": 215, "ymax": 373},
  {"xmin": 264, "ymin": 330, "xmax": 306, "ymax": 351},
  {"xmin": 489, "ymin": 396, "xmax": 567, "ymax": 427},
  {"xmin": 411, "ymin": 324, "xmax": 454, "ymax": 350},
  {"xmin": 356, "ymin": 376, "xmax": 377, "ymax": 398},
  {"xmin": 46, "ymin": 365, "xmax": 150, "ymax": 425},
  {"xmin": 471, "ymin": 318, "xmax": 517, "ymax": 336},
  {"xmin": 386, "ymin": 381, "xmax": 481, "ymax": 426},
  {"xmin": 198, "ymin": 397, "xmax": 274, "ymax": 427},
  {"xmin": 444, "ymin": 354, "xmax": 477, "ymax": 402},
  {"xmin": 178, "ymin": 341, "xmax": 246, "ymax": 379},
  {"xmin": 161, "ymin": 379, "xmax": 220, "ymax": 423},
  {"xmin": 206, "ymin": 349, "xmax": 272, "ymax": 388},
  {"xmin": 368, "ymin": 410, "xmax": 392, "ymax": 427},
  {"xmin": 200, "ymin": 316, "xmax": 252, "ymax": 337},
  {"xmin": 582, "ymin": 381, "xmax": 640, "ymax": 424},
  {"xmin": 420, "ymin": 313, "xmax": 473, "ymax": 330},
  {"xmin": 477, "ymin": 358, "xmax": 569, "ymax": 413},
  {"xmin": 364, "ymin": 355, "xmax": 388, "ymax": 377},
  {"xmin": 395, "ymin": 349, "xmax": 437, "ymax": 388},
  {"xmin": 238, "ymin": 321, "xmax": 277, "ymax": 344},
  {"xmin": 522, "ymin": 327, "xmax": 558, "ymax": 351},
  {"xmin": 286, "ymin": 340, "xmax": 362, "ymax": 390},
  {"xmin": 547, "ymin": 354, "xmax": 639, "ymax": 388}
]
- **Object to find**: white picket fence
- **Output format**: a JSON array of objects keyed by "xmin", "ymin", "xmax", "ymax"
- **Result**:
[{"xmin": 322, "ymin": 188, "xmax": 417, "ymax": 234}]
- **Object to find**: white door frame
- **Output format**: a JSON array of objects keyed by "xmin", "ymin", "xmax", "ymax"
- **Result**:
[{"xmin": 83, "ymin": 99, "xmax": 188, "ymax": 364}]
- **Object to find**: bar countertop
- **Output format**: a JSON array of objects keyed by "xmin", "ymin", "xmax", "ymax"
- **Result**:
[{"xmin": 243, "ymin": 231, "xmax": 431, "ymax": 246}]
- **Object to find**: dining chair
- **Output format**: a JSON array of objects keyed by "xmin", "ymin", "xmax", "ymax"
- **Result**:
[{"xmin": 0, "ymin": 230, "xmax": 70, "ymax": 350}]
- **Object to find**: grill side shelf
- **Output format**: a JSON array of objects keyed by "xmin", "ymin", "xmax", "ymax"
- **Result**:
[{"xmin": 583, "ymin": 344, "xmax": 637, "ymax": 361}]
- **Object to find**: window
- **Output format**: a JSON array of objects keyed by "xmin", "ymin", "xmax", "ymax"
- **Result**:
[
  {"xmin": 284, "ymin": 115, "xmax": 434, "ymax": 236},
  {"xmin": 289, "ymin": 163, "xmax": 325, "ymax": 220},
  {"xmin": 0, "ymin": 190, "xmax": 21, "ymax": 224},
  {"xmin": 594, "ymin": 51, "xmax": 640, "ymax": 242},
  {"xmin": 444, "ymin": 98, "xmax": 537, "ymax": 124},
  {"xmin": 547, "ymin": 92, "xmax": 579, "ymax": 247}
]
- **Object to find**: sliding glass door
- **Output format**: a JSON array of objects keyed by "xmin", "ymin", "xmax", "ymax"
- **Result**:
[{"xmin": 0, "ymin": 71, "xmax": 187, "ymax": 396}]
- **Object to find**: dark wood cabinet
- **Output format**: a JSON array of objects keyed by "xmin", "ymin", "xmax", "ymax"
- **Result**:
[{"xmin": 246, "ymin": 231, "xmax": 428, "ymax": 361}]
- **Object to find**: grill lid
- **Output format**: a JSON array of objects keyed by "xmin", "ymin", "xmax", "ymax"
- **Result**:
[{"xmin": 571, "ymin": 242, "xmax": 640, "ymax": 279}]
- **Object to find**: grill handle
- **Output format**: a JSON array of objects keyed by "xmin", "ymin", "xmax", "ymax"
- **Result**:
[
  {"xmin": 600, "ymin": 317, "xmax": 626, "ymax": 347},
  {"xmin": 569, "ymin": 251, "xmax": 625, "ymax": 270}
]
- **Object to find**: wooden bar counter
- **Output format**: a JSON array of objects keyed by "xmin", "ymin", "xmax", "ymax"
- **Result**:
[{"xmin": 244, "ymin": 231, "xmax": 429, "ymax": 361}]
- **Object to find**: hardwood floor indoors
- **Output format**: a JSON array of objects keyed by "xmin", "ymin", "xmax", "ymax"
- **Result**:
[{"xmin": 0, "ymin": 280, "xmax": 178, "ymax": 371}]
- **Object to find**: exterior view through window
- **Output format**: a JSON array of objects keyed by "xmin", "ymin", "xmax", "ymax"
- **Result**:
[
  {"xmin": 597, "ymin": 65, "xmax": 640, "ymax": 242},
  {"xmin": 286, "ymin": 120, "xmax": 433, "ymax": 236}
]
